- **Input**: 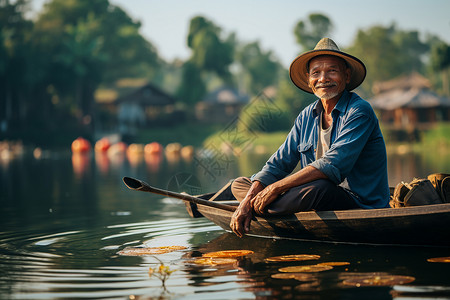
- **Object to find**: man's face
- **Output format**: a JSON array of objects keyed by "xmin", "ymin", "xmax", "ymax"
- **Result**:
[{"xmin": 307, "ymin": 55, "xmax": 351, "ymax": 101}]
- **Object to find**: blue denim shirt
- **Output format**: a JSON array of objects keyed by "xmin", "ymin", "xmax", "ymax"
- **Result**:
[{"xmin": 252, "ymin": 90, "xmax": 390, "ymax": 209}]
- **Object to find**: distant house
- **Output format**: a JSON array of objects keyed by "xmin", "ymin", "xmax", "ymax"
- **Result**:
[
  {"xmin": 116, "ymin": 83, "xmax": 179, "ymax": 134},
  {"xmin": 195, "ymin": 86, "xmax": 249, "ymax": 123},
  {"xmin": 369, "ymin": 72, "xmax": 450, "ymax": 129}
]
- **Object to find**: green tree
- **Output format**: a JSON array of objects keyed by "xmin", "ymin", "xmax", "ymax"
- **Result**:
[
  {"xmin": 187, "ymin": 16, "xmax": 219, "ymax": 49},
  {"xmin": 0, "ymin": 0, "xmax": 33, "ymax": 135},
  {"xmin": 347, "ymin": 24, "xmax": 428, "ymax": 94},
  {"xmin": 54, "ymin": 14, "xmax": 107, "ymax": 119},
  {"xmin": 0, "ymin": 0, "xmax": 162, "ymax": 145},
  {"xmin": 190, "ymin": 27, "xmax": 232, "ymax": 80},
  {"xmin": 237, "ymin": 96, "xmax": 292, "ymax": 134},
  {"xmin": 96, "ymin": 5, "xmax": 160, "ymax": 83},
  {"xmin": 294, "ymin": 13, "xmax": 332, "ymax": 51},
  {"xmin": 179, "ymin": 16, "xmax": 234, "ymax": 104},
  {"xmin": 31, "ymin": 0, "xmax": 160, "ymax": 132},
  {"xmin": 430, "ymin": 41, "xmax": 450, "ymax": 96},
  {"xmin": 393, "ymin": 30, "xmax": 429, "ymax": 73},
  {"xmin": 275, "ymin": 76, "xmax": 311, "ymax": 120},
  {"xmin": 235, "ymin": 41, "xmax": 282, "ymax": 95},
  {"xmin": 176, "ymin": 61, "xmax": 206, "ymax": 106}
]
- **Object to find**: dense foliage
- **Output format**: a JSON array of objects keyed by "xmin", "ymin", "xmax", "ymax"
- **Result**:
[
  {"xmin": 0, "ymin": 2, "xmax": 449, "ymax": 146},
  {"xmin": 1, "ymin": 0, "xmax": 160, "ymax": 144},
  {"xmin": 237, "ymin": 97, "xmax": 293, "ymax": 134}
]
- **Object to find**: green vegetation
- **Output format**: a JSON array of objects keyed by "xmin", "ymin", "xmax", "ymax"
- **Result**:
[
  {"xmin": 135, "ymin": 123, "xmax": 222, "ymax": 147},
  {"xmin": 237, "ymin": 102, "xmax": 292, "ymax": 134},
  {"xmin": 348, "ymin": 25, "xmax": 429, "ymax": 96},
  {"xmin": 203, "ymin": 129, "xmax": 288, "ymax": 154},
  {"xmin": 383, "ymin": 123, "xmax": 450, "ymax": 156},
  {"xmin": 1, "ymin": 0, "xmax": 160, "ymax": 145},
  {"xmin": 294, "ymin": 13, "xmax": 333, "ymax": 51},
  {"xmin": 419, "ymin": 123, "xmax": 450, "ymax": 149},
  {"xmin": 1, "ymin": 2, "xmax": 449, "ymax": 148},
  {"xmin": 204, "ymin": 122, "xmax": 450, "ymax": 157}
]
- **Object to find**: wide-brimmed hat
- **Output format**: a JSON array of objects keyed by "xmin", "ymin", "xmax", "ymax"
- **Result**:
[{"xmin": 289, "ymin": 38, "xmax": 366, "ymax": 94}]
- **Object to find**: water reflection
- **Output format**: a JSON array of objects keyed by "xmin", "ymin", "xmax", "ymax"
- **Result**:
[
  {"xmin": 388, "ymin": 149, "xmax": 450, "ymax": 185},
  {"xmin": 1, "ymin": 147, "xmax": 450, "ymax": 299},
  {"xmin": 144, "ymin": 153, "xmax": 163, "ymax": 173},
  {"xmin": 72, "ymin": 152, "xmax": 91, "ymax": 178},
  {"xmin": 95, "ymin": 152, "xmax": 110, "ymax": 175},
  {"xmin": 2, "ymin": 207, "xmax": 450, "ymax": 299},
  {"xmin": 9, "ymin": 145, "xmax": 449, "ymax": 194},
  {"xmin": 0, "ymin": 216, "xmax": 221, "ymax": 299},
  {"xmin": 182, "ymin": 233, "xmax": 450, "ymax": 299}
]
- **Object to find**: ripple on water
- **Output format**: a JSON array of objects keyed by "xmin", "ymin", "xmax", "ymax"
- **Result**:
[
  {"xmin": 0, "ymin": 218, "xmax": 225, "ymax": 299},
  {"xmin": 2, "ymin": 217, "xmax": 449, "ymax": 300}
]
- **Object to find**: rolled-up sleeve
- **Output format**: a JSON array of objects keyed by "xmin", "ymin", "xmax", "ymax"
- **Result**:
[
  {"xmin": 310, "ymin": 105, "xmax": 375, "ymax": 184},
  {"xmin": 248, "ymin": 91, "xmax": 389, "ymax": 208}
]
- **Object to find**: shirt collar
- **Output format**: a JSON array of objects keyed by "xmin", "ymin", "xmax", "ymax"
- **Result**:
[
  {"xmin": 313, "ymin": 90, "xmax": 350, "ymax": 117},
  {"xmin": 334, "ymin": 90, "xmax": 350, "ymax": 114}
]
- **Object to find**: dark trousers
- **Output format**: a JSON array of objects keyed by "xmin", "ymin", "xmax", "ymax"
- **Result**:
[{"xmin": 231, "ymin": 177, "xmax": 359, "ymax": 214}]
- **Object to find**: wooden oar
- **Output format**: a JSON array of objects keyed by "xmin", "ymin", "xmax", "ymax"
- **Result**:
[{"xmin": 122, "ymin": 177, "xmax": 237, "ymax": 212}]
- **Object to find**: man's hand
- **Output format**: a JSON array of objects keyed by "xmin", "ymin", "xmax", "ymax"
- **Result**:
[
  {"xmin": 230, "ymin": 183, "xmax": 282, "ymax": 237},
  {"xmin": 230, "ymin": 200, "xmax": 253, "ymax": 237},
  {"xmin": 230, "ymin": 185, "xmax": 278, "ymax": 237},
  {"xmin": 229, "ymin": 167, "xmax": 327, "ymax": 237},
  {"xmin": 251, "ymin": 184, "xmax": 282, "ymax": 215},
  {"xmin": 230, "ymin": 180, "xmax": 264, "ymax": 237}
]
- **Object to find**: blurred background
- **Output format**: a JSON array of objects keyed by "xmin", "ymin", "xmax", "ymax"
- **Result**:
[
  {"xmin": 1, "ymin": 0, "xmax": 450, "ymax": 179},
  {"xmin": 1, "ymin": 2, "xmax": 450, "ymax": 298}
]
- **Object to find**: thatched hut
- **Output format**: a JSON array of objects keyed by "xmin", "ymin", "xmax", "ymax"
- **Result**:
[{"xmin": 369, "ymin": 72, "xmax": 450, "ymax": 129}]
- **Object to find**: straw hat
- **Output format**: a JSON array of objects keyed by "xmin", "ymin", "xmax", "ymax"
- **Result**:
[{"xmin": 289, "ymin": 38, "xmax": 366, "ymax": 94}]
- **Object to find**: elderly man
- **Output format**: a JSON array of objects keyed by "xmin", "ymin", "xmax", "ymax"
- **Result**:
[{"xmin": 230, "ymin": 38, "xmax": 390, "ymax": 237}]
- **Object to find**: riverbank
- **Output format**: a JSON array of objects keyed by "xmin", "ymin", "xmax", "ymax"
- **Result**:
[
  {"xmin": 132, "ymin": 123, "xmax": 223, "ymax": 148},
  {"xmin": 200, "ymin": 122, "xmax": 450, "ymax": 156},
  {"xmin": 133, "ymin": 122, "xmax": 450, "ymax": 153}
]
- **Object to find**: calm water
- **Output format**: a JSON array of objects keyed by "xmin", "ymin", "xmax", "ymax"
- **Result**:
[{"xmin": 1, "ymin": 148, "xmax": 450, "ymax": 300}]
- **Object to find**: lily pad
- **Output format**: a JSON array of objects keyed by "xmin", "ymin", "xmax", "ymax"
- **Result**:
[
  {"xmin": 265, "ymin": 254, "xmax": 320, "ymax": 262},
  {"xmin": 191, "ymin": 257, "xmax": 238, "ymax": 265},
  {"xmin": 271, "ymin": 273, "xmax": 315, "ymax": 281},
  {"xmin": 427, "ymin": 256, "xmax": 450, "ymax": 263},
  {"xmin": 318, "ymin": 262, "xmax": 350, "ymax": 266},
  {"xmin": 117, "ymin": 246, "xmax": 187, "ymax": 256},
  {"xmin": 343, "ymin": 275, "xmax": 415, "ymax": 287},
  {"xmin": 279, "ymin": 264, "xmax": 333, "ymax": 273},
  {"xmin": 202, "ymin": 250, "xmax": 254, "ymax": 258}
]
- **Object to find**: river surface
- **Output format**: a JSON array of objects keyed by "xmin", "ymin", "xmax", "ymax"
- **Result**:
[{"xmin": 1, "ymin": 147, "xmax": 450, "ymax": 299}]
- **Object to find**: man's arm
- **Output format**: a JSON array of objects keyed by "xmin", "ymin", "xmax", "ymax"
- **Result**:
[
  {"xmin": 230, "ymin": 180, "xmax": 264, "ymax": 237},
  {"xmin": 252, "ymin": 166, "xmax": 327, "ymax": 214},
  {"xmin": 230, "ymin": 166, "xmax": 327, "ymax": 237}
]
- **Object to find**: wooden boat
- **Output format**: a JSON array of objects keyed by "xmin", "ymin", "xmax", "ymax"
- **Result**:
[{"xmin": 186, "ymin": 182, "xmax": 450, "ymax": 247}]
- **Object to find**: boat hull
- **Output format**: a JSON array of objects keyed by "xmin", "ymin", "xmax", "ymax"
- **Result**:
[{"xmin": 192, "ymin": 201, "xmax": 450, "ymax": 246}]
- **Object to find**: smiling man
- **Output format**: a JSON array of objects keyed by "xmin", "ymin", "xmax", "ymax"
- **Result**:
[{"xmin": 230, "ymin": 38, "xmax": 390, "ymax": 237}]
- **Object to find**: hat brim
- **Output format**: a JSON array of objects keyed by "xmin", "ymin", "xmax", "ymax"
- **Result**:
[{"xmin": 289, "ymin": 49, "xmax": 366, "ymax": 94}]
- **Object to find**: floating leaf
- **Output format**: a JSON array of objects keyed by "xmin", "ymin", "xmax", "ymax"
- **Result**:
[
  {"xmin": 117, "ymin": 246, "xmax": 187, "ymax": 256},
  {"xmin": 427, "ymin": 256, "xmax": 450, "ymax": 263},
  {"xmin": 202, "ymin": 250, "xmax": 254, "ymax": 258},
  {"xmin": 318, "ymin": 262, "xmax": 350, "ymax": 266},
  {"xmin": 271, "ymin": 273, "xmax": 315, "ymax": 281},
  {"xmin": 191, "ymin": 257, "xmax": 238, "ymax": 265},
  {"xmin": 279, "ymin": 264, "xmax": 333, "ymax": 273},
  {"xmin": 295, "ymin": 281, "xmax": 320, "ymax": 291},
  {"xmin": 343, "ymin": 275, "xmax": 415, "ymax": 287},
  {"xmin": 265, "ymin": 254, "xmax": 320, "ymax": 262}
]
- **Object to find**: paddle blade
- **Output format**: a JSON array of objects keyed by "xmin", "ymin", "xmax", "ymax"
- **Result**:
[
  {"xmin": 123, "ymin": 176, "xmax": 142, "ymax": 189},
  {"xmin": 122, "ymin": 176, "xmax": 154, "ymax": 193}
]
